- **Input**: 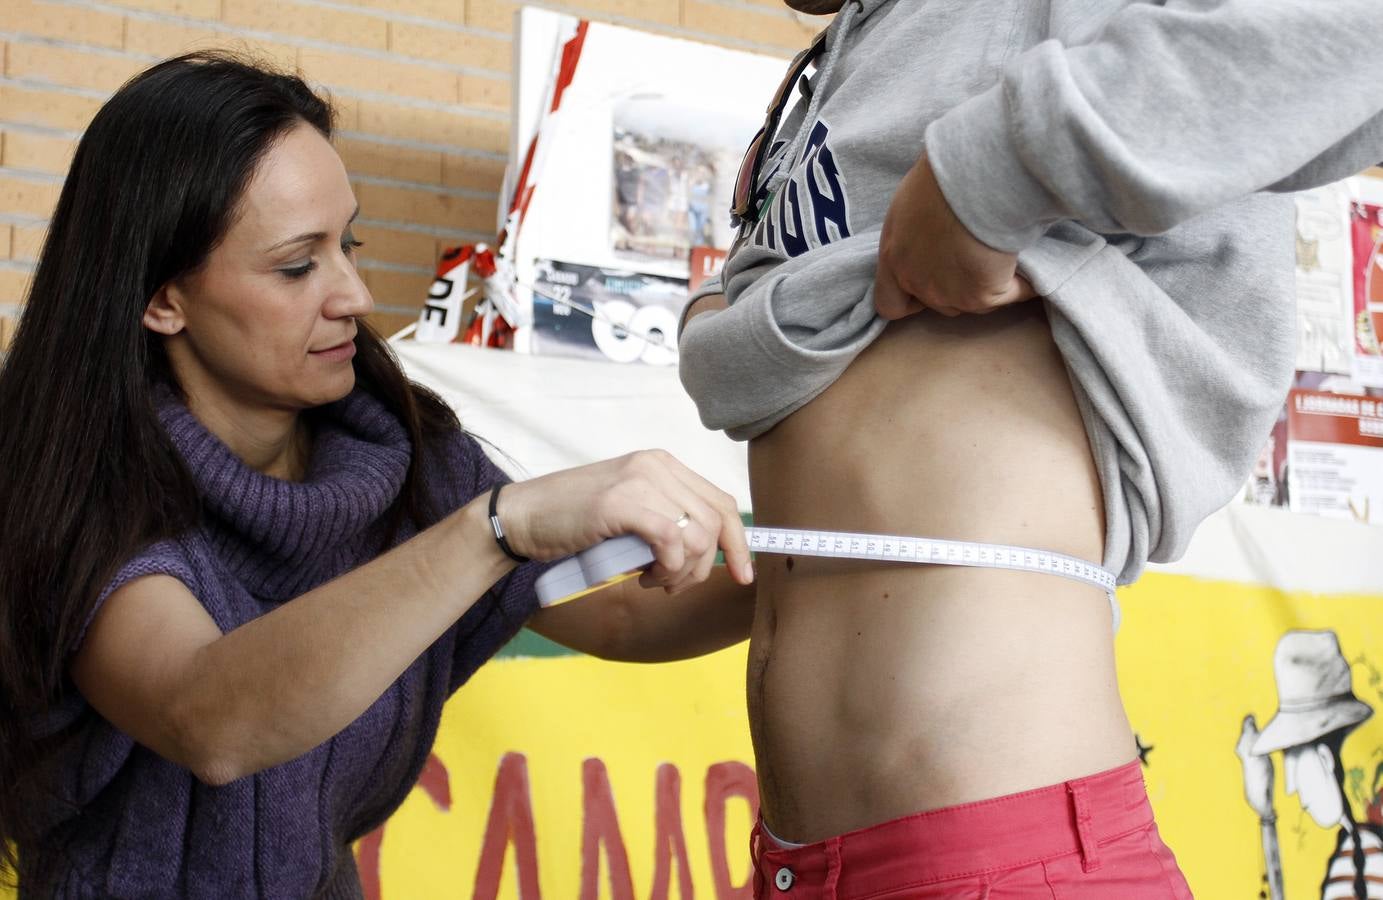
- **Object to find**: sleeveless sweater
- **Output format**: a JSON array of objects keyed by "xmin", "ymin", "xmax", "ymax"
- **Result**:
[{"xmin": 28, "ymin": 389, "xmax": 549, "ymax": 898}]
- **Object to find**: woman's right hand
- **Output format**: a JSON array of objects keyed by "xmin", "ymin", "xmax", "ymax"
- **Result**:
[{"xmin": 495, "ymin": 450, "xmax": 754, "ymax": 594}]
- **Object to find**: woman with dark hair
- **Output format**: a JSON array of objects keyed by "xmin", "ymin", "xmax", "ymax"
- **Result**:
[{"xmin": 0, "ymin": 52, "xmax": 755, "ymax": 897}]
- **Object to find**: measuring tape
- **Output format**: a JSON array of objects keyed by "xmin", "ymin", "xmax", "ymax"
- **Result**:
[
  {"xmin": 744, "ymin": 527, "xmax": 1117, "ymax": 596},
  {"xmin": 535, "ymin": 528, "xmax": 1119, "ymax": 626}
]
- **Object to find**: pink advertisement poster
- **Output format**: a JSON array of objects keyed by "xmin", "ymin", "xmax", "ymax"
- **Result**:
[{"xmin": 1350, "ymin": 198, "xmax": 1383, "ymax": 385}]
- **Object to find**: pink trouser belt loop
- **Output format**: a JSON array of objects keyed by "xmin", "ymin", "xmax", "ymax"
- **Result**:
[{"xmin": 1068, "ymin": 781, "xmax": 1103, "ymax": 873}]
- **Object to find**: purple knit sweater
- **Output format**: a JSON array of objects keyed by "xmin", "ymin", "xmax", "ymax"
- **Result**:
[{"xmin": 31, "ymin": 389, "xmax": 549, "ymax": 899}]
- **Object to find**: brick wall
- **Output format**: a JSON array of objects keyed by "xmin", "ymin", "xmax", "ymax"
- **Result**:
[{"xmin": 0, "ymin": 0, "xmax": 811, "ymax": 344}]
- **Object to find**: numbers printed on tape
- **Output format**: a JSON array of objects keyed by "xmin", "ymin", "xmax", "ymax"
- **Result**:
[
  {"xmin": 535, "ymin": 527, "xmax": 1120, "ymax": 625},
  {"xmin": 744, "ymin": 526, "xmax": 1117, "ymax": 598}
]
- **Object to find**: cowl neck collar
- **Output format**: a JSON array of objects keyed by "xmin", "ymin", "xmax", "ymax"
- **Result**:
[{"xmin": 157, "ymin": 388, "xmax": 413, "ymax": 600}]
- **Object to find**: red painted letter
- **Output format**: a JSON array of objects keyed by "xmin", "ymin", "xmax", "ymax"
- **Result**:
[
  {"xmin": 357, "ymin": 752, "xmax": 453, "ymax": 900},
  {"xmin": 650, "ymin": 763, "xmax": 694, "ymax": 899},
  {"xmin": 580, "ymin": 757, "xmax": 635, "ymax": 900},
  {"xmin": 473, "ymin": 752, "xmax": 542, "ymax": 900},
  {"xmin": 704, "ymin": 762, "xmax": 759, "ymax": 900}
]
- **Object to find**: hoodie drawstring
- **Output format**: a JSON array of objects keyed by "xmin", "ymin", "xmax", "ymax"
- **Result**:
[{"xmin": 765, "ymin": 0, "xmax": 863, "ymax": 197}]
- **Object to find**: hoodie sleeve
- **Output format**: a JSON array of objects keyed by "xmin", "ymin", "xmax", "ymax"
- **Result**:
[
  {"xmin": 923, "ymin": 0, "xmax": 1383, "ymax": 251},
  {"xmin": 677, "ymin": 229, "xmax": 889, "ymax": 440}
]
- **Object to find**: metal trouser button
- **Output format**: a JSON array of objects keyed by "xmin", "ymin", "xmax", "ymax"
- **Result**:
[{"xmin": 775, "ymin": 867, "xmax": 795, "ymax": 891}]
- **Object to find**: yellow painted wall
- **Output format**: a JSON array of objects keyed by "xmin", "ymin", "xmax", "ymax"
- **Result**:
[
  {"xmin": 347, "ymin": 571, "xmax": 1383, "ymax": 898},
  {"xmin": 374, "ymin": 646, "xmax": 758, "ymax": 898}
]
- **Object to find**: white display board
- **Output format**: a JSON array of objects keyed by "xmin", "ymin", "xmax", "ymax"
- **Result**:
[
  {"xmin": 506, "ymin": 8, "xmax": 790, "ymax": 355},
  {"xmin": 394, "ymin": 340, "xmax": 751, "ymax": 504}
]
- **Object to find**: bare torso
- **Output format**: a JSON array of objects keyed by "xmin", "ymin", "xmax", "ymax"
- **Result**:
[{"xmin": 746, "ymin": 301, "xmax": 1135, "ymax": 843}]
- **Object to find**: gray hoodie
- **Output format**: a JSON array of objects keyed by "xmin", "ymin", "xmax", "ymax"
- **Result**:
[{"xmin": 677, "ymin": 0, "xmax": 1383, "ymax": 585}]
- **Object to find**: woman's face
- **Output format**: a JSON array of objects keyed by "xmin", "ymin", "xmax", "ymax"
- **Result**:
[{"xmin": 145, "ymin": 122, "xmax": 373, "ymax": 414}]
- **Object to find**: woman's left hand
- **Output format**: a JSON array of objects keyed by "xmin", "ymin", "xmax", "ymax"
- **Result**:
[{"xmin": 873, "ymin": 152, "xmax": 1037, "ymax": 320}]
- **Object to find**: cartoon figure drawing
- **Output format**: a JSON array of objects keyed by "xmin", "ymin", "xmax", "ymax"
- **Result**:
[{"xmin": 1237, "ymin": 630, "xmax": 1383, "ymax": 899}]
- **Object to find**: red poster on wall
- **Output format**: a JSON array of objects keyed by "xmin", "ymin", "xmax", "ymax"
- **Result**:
[
  {"xmin": 689, "ymin": 246, "xmax": 727, "ymax": 295},
  {"xmin": 1350, "ymin": 199, "xmax": 1383, "ymax": 386},
  {"xmin": 1286, "ymin": 388, "xmax": 1383, "ymax": 523}
]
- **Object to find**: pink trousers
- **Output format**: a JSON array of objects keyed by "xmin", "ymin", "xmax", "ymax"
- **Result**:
[{"xmin": 750, "ymin": 760, "xmax": 1194, "ymax": 899}]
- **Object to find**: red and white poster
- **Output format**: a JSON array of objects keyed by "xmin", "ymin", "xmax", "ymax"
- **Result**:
[
  {"xmin": 1350, "ymin": 180, "xmax": 1383, "ymax": 387},
  {"xmin": 1286, "ymin": 389, "xmax": 1383, "ymax": 524}
]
